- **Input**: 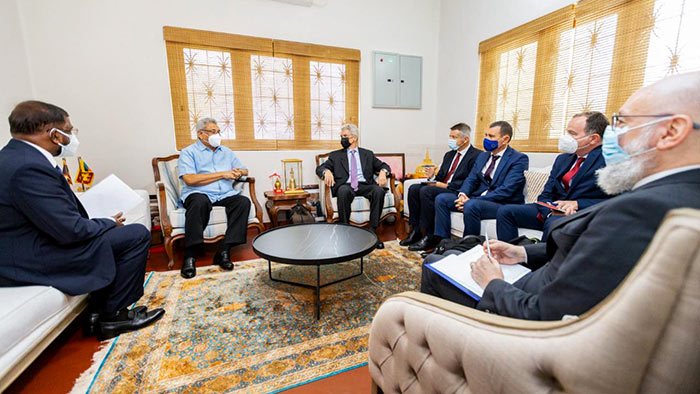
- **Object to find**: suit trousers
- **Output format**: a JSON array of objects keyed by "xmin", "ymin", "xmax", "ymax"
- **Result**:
[
  {"xmin": 184, "ymin": 193, "xmax": 251, "ymax": 249},
  {"xmin": 496, "ymin": 203, "xmax": 562, "ymax": 241},
  {"xmin": 89, "ymin": 224, "xmax": 151, "ymax": 313},
  {"xmin": 336, "ymin": 182, "xmax": 386, "ymax": 229},
  {"xmin": 461, "ymin": 199, "xmax": 504, "ymax": 237},
  {"xmin": 421, "ymin": 250, "xmax": 478, "ymax": 308},
  {"xmin": 407, "ymin": 183, "xmax": 456, "ymax": 234}
]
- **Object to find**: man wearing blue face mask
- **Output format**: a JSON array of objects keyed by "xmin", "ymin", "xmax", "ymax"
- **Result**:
[
  {"xmin": 495, "ymin": 112, "xmax": 611, "ymax": 242},
  {"xmin": 421, "ymin": 71, "xmax": 700, "ymax": 320},
  {"xmin": 178, "ymin": 117, "xmax": 250, "ymax": 279},
  {"xmin": 418, "ymin": 121, "xmax": 528, "ymax": 250},
  {"xmin": 401, "ymin": 123, "xmax": 482, "ymax": 248},
  {"xmin": 0, "ymin": 101, "xmax": 164, "ymax": 339}
]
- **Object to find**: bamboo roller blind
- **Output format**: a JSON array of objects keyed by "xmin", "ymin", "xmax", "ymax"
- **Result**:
[
  {"xmin": 164, "ymin": 26, "xmax": 360, "ymax": 150},
  {"xmin": 476, "ymin": 0, "xmax": 700, "ymax": 152}
]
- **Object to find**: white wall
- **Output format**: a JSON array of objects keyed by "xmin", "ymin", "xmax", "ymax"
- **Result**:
[
  {"xmin": 0, "ymin": 0, "xmax": 34, "ymax": 146},
  {"xmin": 435, "ymin": 0, "xmax": 573, "ymax": 166},
  {"xmin": 13, "ymin": 0, "xmax": 441, "ymax": 222}
]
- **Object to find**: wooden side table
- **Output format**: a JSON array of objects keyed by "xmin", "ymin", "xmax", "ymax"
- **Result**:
[{"xmin": 264, "ymin": 190, "xmax": 314, "ymax": 228}]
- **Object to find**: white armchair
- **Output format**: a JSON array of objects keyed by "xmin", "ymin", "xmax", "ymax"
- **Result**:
[
  {"xmin": 315, "ymin": 152, "xmax": 406, "ymax": 238},
  {"xmin": 152, "ymin": 155, "xmax": 265, "ymax": 268}
]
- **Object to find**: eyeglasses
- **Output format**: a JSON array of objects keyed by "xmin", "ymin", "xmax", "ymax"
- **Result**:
[
  {"xmin": 49, "ymin": 127, "xmax": 79, "ymax": 136},
  {"xmin": 202, "ymin": 128, "xmax": 221, "ymax": 135},
  {"xmin": 612, "ymin": 113, "xmax": 700, "ymax": 130}
]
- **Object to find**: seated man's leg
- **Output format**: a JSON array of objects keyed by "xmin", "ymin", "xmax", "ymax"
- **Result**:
[
  {"xmin": 542, "ymin": 214, "xmax": 565, "ymax": 240},
  {"xmin": 211, "ymin": 194, "xmax": 251, "ymax": 269},
  {"xmin": 89, "ymin": 224, "xmax": 164, "ymax": 339},
  {"xmin": 406, "ymin": 183, "xmax": 424, "ymax": 230},
  {"xmin": 496, "ymin": 203, "xmax": 543, "ymax": 242},
  {"xmin": 335, "ymin": 184, "xmax": 356, "ymax": 224},
  {"xmin": 183, "ymin": 193, "xmax": 213, "ymax": 259},
  {"xmin": 419, "ymin": 186, "xmax": 455, "ymax": 235},
  {"xmin": 433, "ymin": 193, "xmax": 458, "ymax": 239},
  {"xmin": 421, "ymin": 251, "xmax": 478, "ymax": 308},
  {"xmin": 355, "ymin": 183, "xmax": 387, "ymax": 231},
  {"xmin": 462, "ymin": 199, "xmax": 503, "ymax": 236}
]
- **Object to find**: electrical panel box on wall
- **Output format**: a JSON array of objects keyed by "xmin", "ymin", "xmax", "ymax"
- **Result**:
[{"xmin": 373, "ymin": 51, "xmax": 422, "ymax": 109}]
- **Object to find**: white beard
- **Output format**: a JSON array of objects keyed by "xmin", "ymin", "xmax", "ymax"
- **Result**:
[{"xmin": 596, "ymin": 130, "xmax": 656, "ymax": 195}]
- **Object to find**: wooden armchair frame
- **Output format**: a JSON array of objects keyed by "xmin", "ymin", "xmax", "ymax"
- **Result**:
[
  {"xmin": 152, "ymin": 155, "xmax": 265, "ymax": 268},
  {"xmin": 314, "ymin": 152, "xmax": 406, "ymax": 238}
]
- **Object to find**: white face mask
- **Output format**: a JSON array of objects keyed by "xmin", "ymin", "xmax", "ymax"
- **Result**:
[
  {"xmin": 207, "ymin": 133, "xmax": 222, "ymax": 148},
  {"xmin": 50, "ymin": 128, "xmax": 80, "ymax": 157},
  {"xmin": 558, "ymin": 133, "xmax": 592, "ymax": 154}
]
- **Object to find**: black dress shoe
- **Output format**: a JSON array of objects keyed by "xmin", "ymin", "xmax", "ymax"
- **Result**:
[
  {"xmin": 399, "ymin": 229, "xmax": 422, "ymax": 247},
  {"xmin": 408, "ymin": 235, "xmax": 441, "ymax": 251},
  {"xmin": 84, "ymin": 306, "xmax": 149, "ymax": 337},
  {"xmin": 213, "ymin": 250, "xmax": 233, "ymax": 270},
  {"xmin": 376, "ymin": 240, "xmax": 384, "ymax": 249},
  {"xmin": 98, "ymin": 308, "xmax": 165, "ymax": 341},
  {"xmin": 181, "ymin": 257, "xmax": 196, "ymax": 279}
]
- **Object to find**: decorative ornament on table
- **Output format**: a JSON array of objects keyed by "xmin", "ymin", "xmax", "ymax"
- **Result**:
[
  {"xmin": 269, "ymin": 172, "xmax": 284, "ymax": 194},
  {"xmin": 413, "ymin": 148, "xmax": 437, "ymax": 179},
  {"xmin": 282, "ymin": 159, "xmax": 304, "ymax": 194},
  {"xmin": 74, "ymin": 156, "xmax": 95, "ymax": 191}
]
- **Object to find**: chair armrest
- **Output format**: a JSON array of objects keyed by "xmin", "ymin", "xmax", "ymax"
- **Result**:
[
  {"xmin": 240, "ymin": 177, "xmax": 263, "ymax": 224},
  {"xmin": 156, "ymin": 181, "xmax": 173, "ymax": 237},
  {"xmin": 388, "ymin": 173, "xmax": 402, "ymax": 212},
  {"xmin": 324, "ymin": 183, "xmax": 335, "ymax": 221}
]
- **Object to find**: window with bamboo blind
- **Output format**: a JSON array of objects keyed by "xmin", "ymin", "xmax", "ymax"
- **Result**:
[
  {"xmin": 476, "ymin": 0, "xmax": 700, "ymax": 152},
  {"xmin": 164, "ymin": 27, "xmax": 360, "ymax": 150}
]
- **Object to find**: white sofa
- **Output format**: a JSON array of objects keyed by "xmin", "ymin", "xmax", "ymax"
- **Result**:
[
  {"xmin": 402, "ymin": 169, "xmax": 550, "ymax": 240},
  {"xmin": 0, "ymin": 189, "xmax": 151, "ymax": 392}
]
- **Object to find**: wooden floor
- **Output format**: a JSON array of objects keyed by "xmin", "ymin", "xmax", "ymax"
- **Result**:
[{"xmin": 5, "ymin": 223, "xmax": 400, "ymax": 394}]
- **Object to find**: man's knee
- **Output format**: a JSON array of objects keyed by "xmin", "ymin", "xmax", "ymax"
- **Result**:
[
  {"xmin": 408, "ymin": 183, "xmax": 421, "ymax": 198},
  {"xmin": 336, "ymin": 185, "xmax": 353, "ymax": 199},
  {"xmin": 497, "ymin": 204, "xmax": 518, "ymax": 221},
  {"xmin": 185, "ymin": 193, "xmax": 211, "ymax": 210},
  {"xmin": 434, "ymin": 194, "xmax": 454, "ymax": 210},
  {"xmin": 463, "ymin": 200, "xmax": 481, "ymax": 215}
]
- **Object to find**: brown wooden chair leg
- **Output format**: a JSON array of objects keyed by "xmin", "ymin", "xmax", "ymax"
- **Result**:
[{"xmin": 164, "ymin": 236, "xmax": 175, "ymax": 269}]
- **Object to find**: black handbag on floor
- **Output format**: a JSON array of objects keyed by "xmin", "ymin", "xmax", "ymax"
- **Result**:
[{"xmin": 289, "ymin": 201, "xmax": 315, "ymax": 224}]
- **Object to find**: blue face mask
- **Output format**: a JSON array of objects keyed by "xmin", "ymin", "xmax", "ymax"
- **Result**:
[
  {"xmin": 448, "ymin": 138, "xmax": 459, "ymax": 150},
  {"xmin": 483, "ymin": 138, "xmax": 499, "ymax": 152},
  {"xmin": 602, "ymin": 117, "xmax": 667, "ymax": 165}
]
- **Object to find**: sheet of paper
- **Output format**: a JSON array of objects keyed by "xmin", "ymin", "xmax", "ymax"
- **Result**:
[
  {"xmin": 77, "ymin": 174, "xmax": 144, "ymax": 219},
  {"xmin": 428, "ymin": 245, "xmax": 531, "ymax": 298}
]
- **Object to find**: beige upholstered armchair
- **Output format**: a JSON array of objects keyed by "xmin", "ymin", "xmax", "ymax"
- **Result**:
[
  {"xmin": 369, "ymin": 208, "xmax": 700, "ymax": 394},
  {"xmin": 152, "ymin": 155, "xmax": 265, "ymax": 268},
  {"xmin": 315, "ymin": 152, "xmax": 406, "ymax": 238}
]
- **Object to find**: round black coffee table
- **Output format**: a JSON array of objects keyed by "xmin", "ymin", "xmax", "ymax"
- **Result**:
[{"xmin": 252, "ymin": 223, "xmax": 378, "ymax": 319}]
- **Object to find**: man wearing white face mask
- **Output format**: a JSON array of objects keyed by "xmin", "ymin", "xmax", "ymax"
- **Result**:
[
  {"xmin": 495, "ymin": 112, "xmax": 611, "ymax": 241},
  {"xmin": 421, "ymin": 71, "xmax": 700, "ymax": 320},
  {"xmin": 0, "ymin": 101, "xmax": 164, "ymax": 339},
  {"xmin": 178, "ymin": 117, "xmax": 250, "ymax": 279}
]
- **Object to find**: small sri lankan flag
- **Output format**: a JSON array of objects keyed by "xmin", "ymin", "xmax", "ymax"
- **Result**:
[
  {"xmin": 75, "ymin": 156, "xmax": 95, "ymax": 188},
  {"xmin": 61, "ymin": 158, "xmax": 72, "ymax": 185}
]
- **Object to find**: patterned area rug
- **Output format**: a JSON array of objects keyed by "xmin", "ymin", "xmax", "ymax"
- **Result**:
[{"xmin": 73, "ymin": 240, "xmax": 423, "ymax": 394}]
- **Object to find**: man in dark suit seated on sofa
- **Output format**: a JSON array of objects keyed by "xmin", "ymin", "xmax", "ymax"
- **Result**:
[
  {"xmin": 496, "ymin": 111, "xmax": 611, "ymax": 241},
  {"xmin": 0, "ymin": 101, "xmax": 164, "ymax": 339},
  {"xmin": 315, "ymin": 123, "xmax": 391, "ymax": 249},
  {"xmin": 420, "ymin": 71, "xmax": 700, "ymax": 320},
  {"xmin": 411, "ymin": 121, "xmax": 528, "ymax": 251},
  {"xmin": 400, "ymin": 123, "xmax": 482, "ymax": 248}
]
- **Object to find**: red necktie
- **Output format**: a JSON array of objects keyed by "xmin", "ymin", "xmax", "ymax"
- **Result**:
[
  {"xmin": 562, "ymin": 157, "xmax": 585, "ymax": 192},
  {"xmin": 442, "ymin": 152, "xmax": 461, "ymax": 183}
]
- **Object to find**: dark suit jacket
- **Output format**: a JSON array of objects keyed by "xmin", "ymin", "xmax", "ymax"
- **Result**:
[
  {"xmin": 536, "ymin": 146, "xmax": 610, "ymax": 217},
  {"xmin": 435, "ymin": 145, "xmax": 483, "ymax": 192},
  {"xmin": 315, "ymin": 147, "xmax": 391, "ymax": 196},
  {"xmin": 0, "ymin": 139, "xmax": 117, "ymax": 295},
  {"xmin": 458, "ymin": 146, "xmax": 528, "ymax": 204},
  {"xmin": 477, "ymin": 168, "xmax": 700, "ymax": 320}
]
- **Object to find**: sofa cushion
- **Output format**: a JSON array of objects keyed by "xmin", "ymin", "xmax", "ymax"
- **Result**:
[
  {"xmin": 524, "ymin": 170, "xmax": 550, "ymax": 204},
  {"xmin": 0, "ymin": 286, "xmax": 86, "ymax": 357},
  {"xmin": 330, "ymin": 192, "xmax": 395, "ymax": 213}
]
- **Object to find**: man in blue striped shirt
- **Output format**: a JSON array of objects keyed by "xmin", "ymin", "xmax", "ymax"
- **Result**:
[{"xmin": 178, "ymin": 118, "xmax": 250, "ymax": 279}]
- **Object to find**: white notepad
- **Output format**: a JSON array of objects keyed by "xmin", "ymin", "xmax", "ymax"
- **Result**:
[
  {"xmin": 77, "ymin": 174, "xmax": 144, "ymax": 219},
  {"xmin": 427, "ymin": 245, "xmax": 531, "ymax": 300}
]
